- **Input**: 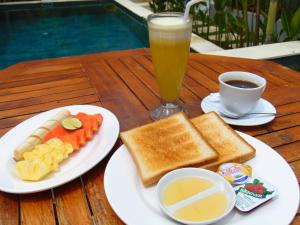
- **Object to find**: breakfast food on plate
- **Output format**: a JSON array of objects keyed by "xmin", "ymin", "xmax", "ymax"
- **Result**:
[
  {"xmin": 163, "ymin": 177, "xmax": 229, "ymax": 222},
  {"xmin": 120, "ymin": 112, "xmax": 218, "ymax": 187},
  {"xmin": 44, "ymin": 112, "xmax": 103, "ymax": 150},
  {"xmin": 16, "ymin": 138, "xmax": 73, "ymax": 181},
  {"xmin": 191, "ymin": 112, "xmax": 256, "ymax": 171},
  {"xmin": 157, "ymin": 168, "xmax": 236, "ymax": 224},
  {"xmin": 13, "ymin": 109, "xmax": 71, "ymax": 161},
  {"xmin": 14, "ymin": 109, "xmax": 103, "ymax": 181},
  {"xmin": 62, "ymin": 117, "xmax": 82, "ymax": 130}
]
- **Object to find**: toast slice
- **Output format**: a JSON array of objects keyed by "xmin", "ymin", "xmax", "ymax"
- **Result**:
[
  {"xmin": 191, "ymin": 112, "xmax": 256, "ymax": 171},
  {"xmin": 120, "ymin": 112, "xmax": 218, "ymax": 186}
]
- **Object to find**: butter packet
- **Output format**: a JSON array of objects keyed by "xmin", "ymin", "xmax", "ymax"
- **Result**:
[
  {"xmin": 217, "ymin": 163, "xmax": 252, "ymax": 185},
  {"xmin": 234, "ymin": 177, "xmax": 278, "ymax": 212}
]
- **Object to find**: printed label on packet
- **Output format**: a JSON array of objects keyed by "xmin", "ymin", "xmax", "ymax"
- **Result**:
[
  {"xmin": 234, "ymin": 177, "xmax": 278, "ymax": 212},
  {"xmin": 217, "ymin": 163, "xmax": 252, "ymax": 185}
]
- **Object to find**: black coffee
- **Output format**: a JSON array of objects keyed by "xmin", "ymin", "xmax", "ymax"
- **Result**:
[{"xmin": 225, "ymin": 80, "xmax": 259, "ymax": 88}]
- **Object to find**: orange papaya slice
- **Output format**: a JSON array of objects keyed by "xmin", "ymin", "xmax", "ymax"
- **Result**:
[
  {"xmin": 89, "ymin": 116, "xmax": 99, "ymax": 133},
  {"xmin": 74, "ymin": 129, "xmax": 86, "ymax": 146},
  {"xmin": 94, "ymin": 114, "xmax": 103, "ymax": 126},
  {"xmin": 44, "ymin": 125, "xmax": 69, "ymax": 142},
  {"xmin": 75, "ymin": 113, "xmax": 93, "ymax": 140}
]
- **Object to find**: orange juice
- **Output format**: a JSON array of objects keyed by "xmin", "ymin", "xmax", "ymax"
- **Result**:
[{"xmin": 148, "ymin": 16, "xmax": 192, "ymax": 101}]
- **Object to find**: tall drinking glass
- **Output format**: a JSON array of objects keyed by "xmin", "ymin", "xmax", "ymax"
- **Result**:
[{"xmin": 148, "ymin": 13, "xmax": 192, "ymax": 120}]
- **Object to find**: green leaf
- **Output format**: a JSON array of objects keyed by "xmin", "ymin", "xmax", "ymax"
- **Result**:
[
  {"xmin": 199, "ymin": 10, "xmax": 206, "ymax": 21},
  {"xmin": 291, "ymin": 7, "xmax": 300, "ymax": 39},
  {"xmin": 281, "ymin": 8, "xmax": 292, "ymax": 38},
  {"xmin": 264, "ymin": 190, "xmax": 274, "ymax": 195},
  {"xmin": 227, "ymin": 13, "xmax": 239, "ymax": 32},
  {"xmin": 214, "ymin": 11, "xmax": 226, "ymax": 31},
  {"xmin": 253, "ymin": 179, "xmax": 260, "ymax": 184},
  {"xmin": 214, "ymin": 0, "xmax": 227, "ymax": 10}
]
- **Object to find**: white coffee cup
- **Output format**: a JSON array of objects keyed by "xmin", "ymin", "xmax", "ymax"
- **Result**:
[{"xmin": 219, "ymin": 71, "xmax": 266, "ymax": 117}]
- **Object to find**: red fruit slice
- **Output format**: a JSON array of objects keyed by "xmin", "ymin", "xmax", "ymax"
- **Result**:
[
  {"xmin": 75, "ymin": 113, "xmax": 93, "ymax": 140},
  {"xmin": 89, "ymin": 116, "xmax": 99, "ymax": 133},
  {"xmin": 44, "ymin": 125, "xmax": 70, "ymax": 142},
  {"xmin": 74, "ymin": 129, "xmax": 86, "ymax": 146},
  {"xmin": 94, "ymin": 114, "xmax": 103, "ymax": 126}
]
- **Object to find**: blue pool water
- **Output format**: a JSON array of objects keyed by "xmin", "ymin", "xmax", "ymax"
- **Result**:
[
  {"xmin": 271, "ymin": 55, "xmax": 300, "ymax": 72},
  {"xmin": 0, "ymin": 2, "xmax": 148, "ymax": 69}
]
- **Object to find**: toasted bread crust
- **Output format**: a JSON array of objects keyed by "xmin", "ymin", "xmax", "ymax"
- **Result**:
[
  {"xmin": 191, "ymin": 112, "xmax": 256, "ymax": 171},
  {"xmin": 121, "ymin": 112, "xmax": 218, "ymax": 186}
]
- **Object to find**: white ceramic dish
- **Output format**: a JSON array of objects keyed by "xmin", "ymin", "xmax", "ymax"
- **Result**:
[
  {"xmin": 201, "ymin": 93, "xmax": 276, "ymax": 126},
  {"xmin": 104, "ymin": 132, "xmax": 299, "ymax": 225},
  {"xmin": 0, "ymin": 105, "xmax": 119, "ymax": 194},
  {"xmin": 156, "ymin": 168, "xmax": 236, "ymax": 225}
]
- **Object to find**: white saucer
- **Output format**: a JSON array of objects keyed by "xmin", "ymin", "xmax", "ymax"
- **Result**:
[{"xmin": 200, "ymin": 93, "xmax": 276, "ymax": 126}]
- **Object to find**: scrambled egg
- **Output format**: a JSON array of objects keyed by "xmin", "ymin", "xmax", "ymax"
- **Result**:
[{"xmin": 16, "ymin": 138, "xmax": 73, "ymax": 181}]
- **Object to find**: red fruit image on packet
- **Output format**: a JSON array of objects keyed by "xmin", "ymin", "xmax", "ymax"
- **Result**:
[{"xmin": 234, "ymin": 177, "xmax": 278, "ymax": 212}]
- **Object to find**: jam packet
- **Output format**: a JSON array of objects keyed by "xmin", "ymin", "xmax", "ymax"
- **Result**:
[{"xmin": 234, "ymin": 177, "xmax": 278, "ymax": 212}]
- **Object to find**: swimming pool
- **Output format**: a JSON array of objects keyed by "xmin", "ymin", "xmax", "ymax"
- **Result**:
[
  {"xmin": 0, "ymin": 1, "xmax": 149, "ymax": 69},
  {"xmin": 271, "ymin": 55, "xmax": 300, "ymax": 72}
]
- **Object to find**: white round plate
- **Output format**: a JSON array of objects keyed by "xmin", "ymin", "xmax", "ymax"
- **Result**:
[
  {"xmin": 200, "ymin": 93, "xmax": 276, "ymax": 126},
  {"xmin": 104, "ymin": 132, "xmax": 299, "ymax": 225},
  {"xmin": 0, "ymin": 105, "xmax": 119, "ymax": 194}
]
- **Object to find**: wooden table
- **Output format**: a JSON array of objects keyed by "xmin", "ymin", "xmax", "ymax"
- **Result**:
[{"xmin": 0, "ymin": 48, "xmax": 299, "ymax": 225}]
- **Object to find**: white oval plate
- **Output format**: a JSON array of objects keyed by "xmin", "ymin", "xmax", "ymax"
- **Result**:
[
  {"xmin": 0, "ymin": 105, "xmax": 119, "ymax": 194},
  {"xmin": 201, "ymin": 93, "xmax": 276, "ymax": 126},
  {"xmin": 104, "ymin": 132, "xmax": 299, "ymax": 225}
]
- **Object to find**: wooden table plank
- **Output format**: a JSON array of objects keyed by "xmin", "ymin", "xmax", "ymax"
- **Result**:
[
  {"xmin": 0, "ymin": 88, "xmax": 97, "ymax": 111},
  {"xmin": 0, "ymin": 73, "xmax": 84, "ymax": 89},
  {"xmin": 0, "ymin": 95, "xmax": 99, "ymax": 120},
  {"xmin": 257, "ymin": 126, "xmax": 300, "ymax": 148},
  {"xmin": 0, "ymin": 77, "xmax": 90, "ymax": 96},
  {"xmin": 20, "ymin": 192, "xmax": 55, "ymax": 225},
  {"xmin": 0, "ymin": 83, "xmax": 91, "ymax": 103},
  {"xmin": 238, "ymin": 112, "xmax": 300, "ymax": 137},
  {"xmin": 275, "ymin": 141, "xmax": 300, "ymax": 162},
  {"xmin": 291, "ymin": 215, "xmax": 300, "ymax": 225},
  {"xmin": 263, "ymin": 86, "xmax": 300, "ymax": 106},
  {"xmin": 107, "ymin": 58, "xmax": 160, "ymax": 109},
  {"xmin": 0, "ymin": 49, "xmax": 299, "ymax": 225},
  {"xmin": 186, "ymin": 66, "xmax": 219, "ymax": 93},
  {"xmin": 291, "ymin": 161, "xmax": 300, "ymax": 183},
  {"xmin": 119, "ymin": 57, "xmax": 160, "ymax": 97},
  {"xmin": 1, "ymin": 67, "xmax": 83, "ymax": 83},
  {"xmin": 82, "ymin": 159, "xmax": 125, "ymax": 225},
  {"xmin": 0, "ymin": 193, "xmax": 18, "ymax": 225},
  {"xmin": 83, "ymin": 60, "xmax": 152, "ymax": 130},
  {"xmin": 0, "ymin": 113, "xmax": 40, "ymax": 130},
  {"xmin": 188, "ymin": 60, "xmax": 220, "ymax": 83},
  {"xmin": 54, "ymin": 180, "xmax": 93, "ymax": 225}
]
